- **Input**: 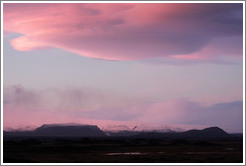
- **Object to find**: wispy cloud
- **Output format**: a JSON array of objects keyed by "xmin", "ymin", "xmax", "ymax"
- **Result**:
[
  {"xmin": 3, "ymin": 3, "xmax": 243, "ymax": 62},
  {"xmin": 3, "ymin": 85, "xmax": 243, "ymax": 133},
  {"xmin": 3, "ymin": 85, "xmax": 121, "ymax": 112}
]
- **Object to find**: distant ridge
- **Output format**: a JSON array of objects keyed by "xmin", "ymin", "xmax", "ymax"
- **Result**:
[
  {"xmin": 3, "ymin": 124, "xmax": 237, "ymax": 139},
  {"xmin": 116, "ymin": 127, "xmax": 232, "ymax": 139}
]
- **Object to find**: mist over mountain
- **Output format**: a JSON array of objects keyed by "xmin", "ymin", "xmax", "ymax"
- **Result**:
[
  {"xmin": 3, "ymin": 123, "xmax": 240, "ymax": 140},
  {"xmin": 99, "ymin": 121, "xmax": 208, "ymax": 133}
]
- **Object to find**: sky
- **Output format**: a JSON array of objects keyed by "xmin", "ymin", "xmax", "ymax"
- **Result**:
[{"xmin": 2, "ymin": 2, "xmax": 244, "ymax": 133}]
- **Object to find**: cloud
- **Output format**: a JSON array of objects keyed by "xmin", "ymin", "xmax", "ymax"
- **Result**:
[
  {"xmin": 3, "ymin": 3, "xmax": 243, "ymax": 61},
  {"xmin": 85, "ymin": 99, "xmax": 243, "ymax": 133},
  {"xmin": 3, "ymin": 85, "xmax": 41, "ymax": 109},
  {"xmin": 3, "ymin": 85, "xmax": 111, "ymax": 112},
  {"xmin": 3, "ymin": 85, "xmax": 243, "ymax": 133},
  {"xmin": 10, "ymin": 36, "xmax": 51, "ymax": 51},
  {"xmin": 3, "ymin": 84, "xmax": 140, "ymax": 112}
]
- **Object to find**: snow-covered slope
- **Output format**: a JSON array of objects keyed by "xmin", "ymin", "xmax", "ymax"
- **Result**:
[{"xmin": 98, "ymin": 121, "xmax": 208, "ymax": 133}]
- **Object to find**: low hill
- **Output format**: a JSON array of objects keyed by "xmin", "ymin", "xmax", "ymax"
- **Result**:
[{"xmin": 180, "ymin": 127, "xmax": 230, "ymax": 139}]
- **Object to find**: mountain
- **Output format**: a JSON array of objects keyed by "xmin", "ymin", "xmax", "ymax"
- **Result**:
[
  {"xmin": 181, "ymin": 127, "xmax": 230, "ymax": 139},
  {"xmin": 4, "ymin": 124, "xmax": 106, "ymax": 138},
  {"xmin": 3, "ymin": 123, "xmax": 234, "ymax": 140},
  {"xmin": 34, "ymin": 124, "xmax": 106, "ymax": 137},
  {"xmin": 123, "ymin": 127, "xmax": 232, "ymax": 139}
]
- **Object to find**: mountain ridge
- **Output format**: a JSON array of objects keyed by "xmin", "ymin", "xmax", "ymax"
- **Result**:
[{"xmin": 3, "ymin": 124, "xmax": 239, "ymax": 140}]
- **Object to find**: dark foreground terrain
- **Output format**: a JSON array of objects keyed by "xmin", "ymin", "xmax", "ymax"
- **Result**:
[{"xmin": 4, "ymin": 137, "xmax": 243, "ymax": 163}]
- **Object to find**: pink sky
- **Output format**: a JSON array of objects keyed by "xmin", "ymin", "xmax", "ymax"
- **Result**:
[
  {"xmin": 3, "ymin": 3, "xmax": 244, "ymax": 133},
  {"xmin": 3, "ymin": 3, "xmax": 243, "ymax": 61}
]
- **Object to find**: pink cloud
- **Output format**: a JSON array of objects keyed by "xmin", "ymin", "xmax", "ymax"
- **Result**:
[
  {"xmin": 3, "ymin": 3, "xmax": 243, "ymax": 61},
  {"xmin": 10, "ymin": 36, "xmax": 51, "ymax": 51}
]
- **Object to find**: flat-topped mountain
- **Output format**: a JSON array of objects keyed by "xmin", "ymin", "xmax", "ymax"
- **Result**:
[
  {"xmin": 4, "ymin": 124, "xmax": 106, "ymax": 137},
  {"xmin": 34, "ymin": 124, "xmax": 106, "ymax": 137}
]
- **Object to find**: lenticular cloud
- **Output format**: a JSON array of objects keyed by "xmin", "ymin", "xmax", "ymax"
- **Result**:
[{"xmin": 3, "ymin": 3, "xmax": 243, "ymax": 61}]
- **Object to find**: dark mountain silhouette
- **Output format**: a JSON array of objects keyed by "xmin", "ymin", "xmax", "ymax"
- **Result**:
[
  {"xmin": 181, "ymin": 127, "xmax": 230, "ymax": 139},
  {"xmin": 116, "ymin": 127, "xmax": 232, "ymax": 139},
  {"xmin": 4, "ymin": 124, "xmax": 106, "ymax": 137},
  {"xmin": 3, "ymin": 125, "xmax": 237, "ymax": 140},
  {"xmin": 34, "ymin": 124, "xmax": 106, "ymax": 137}
]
